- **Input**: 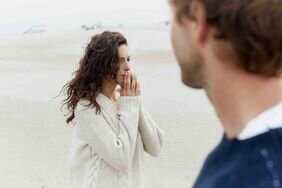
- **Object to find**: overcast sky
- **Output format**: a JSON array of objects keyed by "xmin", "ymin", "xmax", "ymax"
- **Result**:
[{"xmin": 0, "ymin": 0, "xmax": 171, "ymax": 33}]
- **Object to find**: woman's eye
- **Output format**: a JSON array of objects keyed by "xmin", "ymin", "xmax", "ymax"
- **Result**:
[{"xmin": 127, "ymin": 57, "xmax": 131, "ymax": 62}]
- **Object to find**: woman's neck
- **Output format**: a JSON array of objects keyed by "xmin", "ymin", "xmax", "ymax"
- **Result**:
[{"xmin": 101, "ymin": 79, "xmax": 119, "ymax": 105}]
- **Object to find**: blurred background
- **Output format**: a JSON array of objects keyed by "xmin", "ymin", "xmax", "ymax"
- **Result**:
[
  {"xmin": 0, "ymin": 0, "xmax": 222, "ymax": 187},
  {"xmin": 0, "ymin": 0, "xmax": 171, "ymax": 34}
]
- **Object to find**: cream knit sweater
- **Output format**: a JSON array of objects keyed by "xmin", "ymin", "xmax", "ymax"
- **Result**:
[{"xmin": 69, "ymin": 93, "xmax": 164, "ymax": 188}]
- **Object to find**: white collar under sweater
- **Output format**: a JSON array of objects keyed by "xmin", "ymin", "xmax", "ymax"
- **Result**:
[{"xmin": 238, "ymin": 102, "xmax": 282, "ymax": 140}]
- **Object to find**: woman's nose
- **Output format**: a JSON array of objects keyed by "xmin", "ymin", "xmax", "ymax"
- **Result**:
[{"xmin": 123, "ymin": 61, "xmax": 130, "ymax": 71}]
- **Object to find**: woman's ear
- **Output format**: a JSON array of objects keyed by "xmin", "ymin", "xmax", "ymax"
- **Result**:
[
  {"xmin": 103, "ymin": 74, "xmax": 113, "ymax": 81},
  {"xmin": 111, "ymin": 74, "xmax": 115, "ymax": 79}
]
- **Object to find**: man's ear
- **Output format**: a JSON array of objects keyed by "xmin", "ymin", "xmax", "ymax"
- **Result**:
[{"xmin": 189, "ymin": 1, "xmax": 209, "ymax": 45}]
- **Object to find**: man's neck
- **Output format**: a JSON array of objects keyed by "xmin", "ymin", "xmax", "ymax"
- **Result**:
[{"xmin": 206, "ymin": 64, "xmax": 282, "ymax": 139}]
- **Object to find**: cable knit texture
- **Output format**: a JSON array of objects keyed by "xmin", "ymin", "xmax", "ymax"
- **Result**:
[{"xmin": 68, "ymin": 93, "xmax": 164, "ymax": 188}]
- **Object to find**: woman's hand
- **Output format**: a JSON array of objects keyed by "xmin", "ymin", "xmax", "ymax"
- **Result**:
[{"xmin": 120, "ymin": 71, "xmax": 140, "ymax": 96}]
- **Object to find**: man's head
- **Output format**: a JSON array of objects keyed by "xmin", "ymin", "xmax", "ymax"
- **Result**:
[{"xmin": 170, "ymin": 0, "xmax": 282, "ymax": 88}]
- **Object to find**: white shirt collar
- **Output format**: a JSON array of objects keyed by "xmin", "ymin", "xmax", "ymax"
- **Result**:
[{"xmin": 238, "ymin": 102, "xmax": 282, "ymax": 140}]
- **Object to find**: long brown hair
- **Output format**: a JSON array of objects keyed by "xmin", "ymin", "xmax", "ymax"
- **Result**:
[
  {"xmin": 173, "ymin": 0, "xmax": 282, "ymax": 77},
  {"xmin": 61, "ymin": 31, "xmax": 127, "ymax": 124}
]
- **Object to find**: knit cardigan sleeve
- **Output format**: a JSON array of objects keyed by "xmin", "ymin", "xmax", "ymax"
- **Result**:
[
  {"xmin": 138, "ymin": 102, "xmax": 164, "ymax": 157},
  {"xmin": 75, "ymin": 96, "xmax": 140, "ymax": 170}
]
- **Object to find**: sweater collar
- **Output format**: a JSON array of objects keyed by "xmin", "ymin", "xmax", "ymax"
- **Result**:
[
  {"xmin": 96, "ymin": 93, "xmax": 118, "ymax": 115},
  {"xmin": 238, "ymin": 101, "xmax": 282, "ymax": 140}
]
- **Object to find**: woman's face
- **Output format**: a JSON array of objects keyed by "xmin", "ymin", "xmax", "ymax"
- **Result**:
[{"xmin": 115, "ymin": 44, "xmax": 131, "ymax": 86}]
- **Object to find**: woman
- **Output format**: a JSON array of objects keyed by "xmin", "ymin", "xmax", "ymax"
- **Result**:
[{"xmin": 61, "ymin": 31, "xmax": 164, "ymax": 188}]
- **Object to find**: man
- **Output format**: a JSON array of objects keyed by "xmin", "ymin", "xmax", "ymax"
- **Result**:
[{"xmin": 169, "ymin": 0, "xmax": 282, "ymax": 187}]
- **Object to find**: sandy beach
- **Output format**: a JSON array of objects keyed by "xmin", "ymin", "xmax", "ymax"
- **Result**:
[{"xmin": 0, "ymin": 27, "xmax": 223, "ymax": 188}]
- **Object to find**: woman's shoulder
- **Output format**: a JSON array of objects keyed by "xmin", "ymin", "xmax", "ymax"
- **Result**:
[
  {"xmin": 75, "ymin": 100, "xmax": 96, "ymax": 114},
  {"xmin": 74, "ymin": 100, "xmax": 103, "ymax": 124}
]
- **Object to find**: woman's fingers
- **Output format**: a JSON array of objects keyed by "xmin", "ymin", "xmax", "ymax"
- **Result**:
[
  {"xmin": 124, "ymin": 71, "xmax": 131, "ymax": 94},
  {"xmin": 132, "ymin": 74, "xmax": 140, "ymax": 96},
  {"xmin": 136, "ymin": 80, "xmax": 140, "ymax": 96},
  {"xmin": 131, "ymin": 74, "xmax": 136, "ymax": 91},
  {"xmin": 121, "ymin": 72, "xmax": 128, "ymax": 96},
  {"xmin": 121, "ymin": 72, "xmax": 141, "ymax": 96}
]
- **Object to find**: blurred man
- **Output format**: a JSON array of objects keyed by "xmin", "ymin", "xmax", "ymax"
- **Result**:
[{"xmin": 169, "ymin": 0, "xmax": 282, "ymax": 187}]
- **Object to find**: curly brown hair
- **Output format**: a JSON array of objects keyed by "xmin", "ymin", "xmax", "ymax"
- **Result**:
[
  {"xmin": 173, "ymin": 0, "xmax": 282, "ymax": 77},
  {"xmin": 61, "ymin": 31, "xmax": 127, "ymax": 124}
]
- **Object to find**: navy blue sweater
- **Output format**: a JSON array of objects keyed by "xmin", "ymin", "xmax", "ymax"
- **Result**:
[{"xmin": 194, "ymin": 128, "xmax": 282, "ymax": 188}]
